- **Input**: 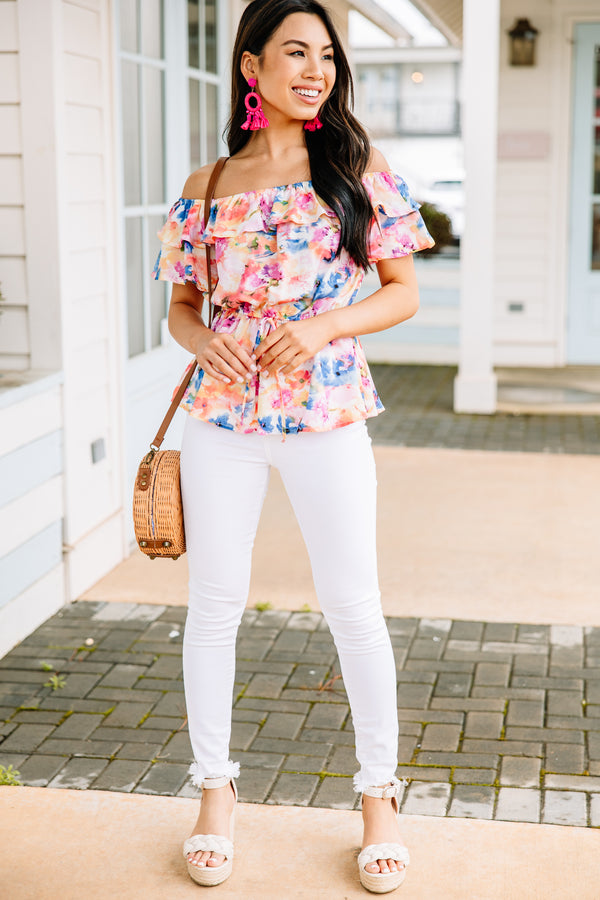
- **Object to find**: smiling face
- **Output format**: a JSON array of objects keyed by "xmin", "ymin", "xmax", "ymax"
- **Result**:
[{"xmin": 241, "ymin": 12, "xmax": 336, "ymax": 125}]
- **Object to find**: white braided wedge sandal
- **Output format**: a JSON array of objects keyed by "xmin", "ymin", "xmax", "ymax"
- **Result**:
[
  {"xmin": 358, "ymin": 782, "xmax": 410, "ymax": 894},
  {"xmin": 183, "ymin": 776, "xmax": 237, "ymax": 887}
]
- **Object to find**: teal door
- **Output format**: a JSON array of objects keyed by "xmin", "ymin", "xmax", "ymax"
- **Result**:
[{"xmin": 567, "ymin": 24, "xmax": 600, "ymax": 363}]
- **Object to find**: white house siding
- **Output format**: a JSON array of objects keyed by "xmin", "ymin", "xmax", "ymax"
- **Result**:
[
  {"xmin": 0, "ymin": 0, "xmax": 125, "ymax": 658},
  {"xmin": 0, "ymin": 0, "xmax": 28, "ymax": 371},
  {"xmin": 0, "ymin": 1, "xmax": 67, "ymax": 656},
  {"xmin": 494, "ymin": 0, "xmax": 598, "ymax": 366},
  {"xmin": 0, "ymin": 375, "xmax": 65, "ymax": 658}
]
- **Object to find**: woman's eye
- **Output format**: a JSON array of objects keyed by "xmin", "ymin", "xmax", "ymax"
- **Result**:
[{"xmin": 289, "ymin": 50, "xmax": 334, "ymax": 61}]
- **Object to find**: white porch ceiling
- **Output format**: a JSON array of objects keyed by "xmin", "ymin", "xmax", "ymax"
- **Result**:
[
  {"xmin": 347, "ymin": 1, "xmax": 413, "ymax": 43},
  {"xmin": 406, "ymin": 0, "xmax": 462, "ymax": 46},
  {"xmin": 347, "ymin": 0, "xmax": 462, "ymax": 47}
]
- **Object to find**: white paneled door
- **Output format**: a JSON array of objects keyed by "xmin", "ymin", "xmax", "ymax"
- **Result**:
[
  {"xmin": 115, "ymin": 0, "xmax": 227, "ymax": 541},
  {"xmin": 567, "ymin": 23, "xmax": 600, "ymax": 363}
]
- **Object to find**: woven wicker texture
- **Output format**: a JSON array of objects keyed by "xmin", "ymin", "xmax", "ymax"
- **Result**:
[{"xmin": 132, "ymin": 450, "xmax": 186, "ymax": 558}]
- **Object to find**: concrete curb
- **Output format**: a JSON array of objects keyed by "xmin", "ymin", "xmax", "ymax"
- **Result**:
[{"xmin": 1, "ymin": 786, "xmax": 598, "ymax": 899}]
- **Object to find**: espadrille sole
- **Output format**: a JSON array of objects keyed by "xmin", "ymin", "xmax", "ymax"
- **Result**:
[
  {"xmin": 186, "ymin": 857, "xmax": 233, "ymax": 887},
  {"xmin": 359, "ymin": 866, "xmax": 407, "ymax": 894}
]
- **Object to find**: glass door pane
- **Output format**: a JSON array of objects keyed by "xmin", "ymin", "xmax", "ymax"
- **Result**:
[
  {"xmin": 188, "ymin": 0, "xmax": 199, "ymax": 68},
  {"xmin": 592, "ymin": 204, "xmax": 600, "ymax": 271},
  {"xmin": 126, "ymin": 217, "xmax": 144, "ymax": 357},
  {"xmin": 595, "ymin": 125, "xmax": 600, "ymax": 195},
  {"xmin": 119, "ymin": 0, "xmax": 138, "ymax": 53},
  {"xmin": 144, "ymin": 66, "xmax": 166, "ymax": 203},
  {"xmin": 142, "ymin": 0, "xmax": 164, "ymax": 58},
  {"xmin": 592, "ymin": 44, "xmax": 600, "ymax": 269},
  {"xmin": 149, "ymin": 215, "xmax": 168, "ymax": 347},
  {"xmin": 595, "ymin": 44, "xmax": 600, "ymax": 116},
  {"xmin": 187, "ymin": 0, "xmax": 222, "ymax": 169},
  {"xmin": 119, "ymin": 0, "xmax": 168, "ymax": 358},
  {"xmin": 189, "ymin": 79, "xmax": 201, "ymax": 171},
  {"xmin": 205, "ymin": 0, "xmax": 218, "ymax": 73},
  {"xmin": 206, "ymin": 82, "xmax": 219, "ymax": 161},
  {"xmin": 121, "ymin": 61, "xmax": 141, "ymax": 206}
]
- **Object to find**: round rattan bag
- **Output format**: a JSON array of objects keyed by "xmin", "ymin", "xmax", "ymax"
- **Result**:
[
  {"xmin": 132, "ymin": 157, "xmax": 228, "ymax": 561},
  {"xmin": 133, "ymin": 449, "xmax": 185, "ymax": 559}
]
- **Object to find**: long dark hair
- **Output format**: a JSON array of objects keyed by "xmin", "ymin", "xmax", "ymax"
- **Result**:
[{"xmin": 226, "ymin": 0, "xmax": 374, "ymax": 269}]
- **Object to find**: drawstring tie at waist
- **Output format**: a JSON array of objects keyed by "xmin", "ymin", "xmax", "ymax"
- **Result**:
[{"xmin": 217, "ymin": 303, "xmax": 319, "ymax": 440}]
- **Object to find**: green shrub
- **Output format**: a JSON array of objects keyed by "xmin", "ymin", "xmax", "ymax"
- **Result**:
[{"xmin": 418, "ymin": 202, "xmax": 454, "ymax": 255}]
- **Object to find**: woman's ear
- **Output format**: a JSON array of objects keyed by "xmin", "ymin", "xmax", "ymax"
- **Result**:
[{"xmin": 240, "ymin": 51, "xmax": 256, "ymax": 83}]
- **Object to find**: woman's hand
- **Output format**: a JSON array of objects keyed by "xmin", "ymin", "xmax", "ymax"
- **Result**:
[
  {"xmin": 193, "ymin": 328, "xmax": 256, "ymax": 385},
  {"xmin": 254, "ymin": 316, "xmax": 333, "ymax": 375},
  {"xmin": 167, "ymin": 283, "xmax": 255, "ymax": 385}
]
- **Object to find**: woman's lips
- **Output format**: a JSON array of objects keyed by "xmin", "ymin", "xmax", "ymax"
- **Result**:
[{"xmin": 292, "ymin": 87, "xmax": 322, "ymax": 105}]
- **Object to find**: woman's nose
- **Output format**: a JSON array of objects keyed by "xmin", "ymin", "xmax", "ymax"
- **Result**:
[{"xmin": 303, "ymin": 57, "xmax": 324, "ymax": 80}]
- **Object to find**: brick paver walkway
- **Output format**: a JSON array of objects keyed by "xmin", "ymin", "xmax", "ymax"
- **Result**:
[
  {"xmin": 367, "ymin": 365, "xmax": 600, "ymax": 455},
  {"xmin": 1, "ymin": 601, "xmax": 599, "ymax": 828}
]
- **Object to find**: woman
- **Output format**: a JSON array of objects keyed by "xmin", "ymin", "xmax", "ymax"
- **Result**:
[{"xmin": 154, "ymin": 0, "xmax": 433, "ymax": 892}]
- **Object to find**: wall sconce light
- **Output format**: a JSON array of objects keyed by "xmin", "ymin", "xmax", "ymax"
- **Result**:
[{"xmin": 508, "ymin": 18, "xmax": 539, "ymax": 66}]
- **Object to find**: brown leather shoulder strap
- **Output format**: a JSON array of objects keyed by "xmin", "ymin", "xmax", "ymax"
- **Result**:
[
  {"xmin": 205, "ymin": 155, "xmax": 229, "ymax": 325},
  {"xmin": 149, "ymin": 360, "xmax": 197, "ymax": 451},
  {"xmin": 205, "ymin": 156, "xmax": 229, "ymax": 223},
  {"xmin": 149, "ymin": 157, "xmax": 229, "ymax": 452}
]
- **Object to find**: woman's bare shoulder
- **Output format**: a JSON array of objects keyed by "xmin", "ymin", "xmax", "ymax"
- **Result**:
[
  {"xmin": 181, "ymin": 164, "xmax": 216, "ymax": 201},
  {"xmin": 366, "ymin": 146, "xmax": 391, "ymax": 173}
]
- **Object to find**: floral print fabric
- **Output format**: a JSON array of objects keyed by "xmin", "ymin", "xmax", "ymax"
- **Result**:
[{"xmin": 153, "ymin": 171, "xmax": 434, "ymax": 434}]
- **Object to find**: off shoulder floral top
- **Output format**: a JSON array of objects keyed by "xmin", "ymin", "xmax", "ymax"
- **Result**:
[{"xmin": 153, "ymin": 171, "xmax": 433, "ymax": 434}]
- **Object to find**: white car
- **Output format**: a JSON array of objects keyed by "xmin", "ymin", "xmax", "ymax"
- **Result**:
[{"xmin": 420, "ymin": 174, "xmax": 465, "ymax": 240}]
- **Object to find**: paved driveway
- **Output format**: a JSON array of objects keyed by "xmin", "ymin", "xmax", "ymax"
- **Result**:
[{"xmin": 1, "ymin": 601, "xmax": 599, "ymax": 828}]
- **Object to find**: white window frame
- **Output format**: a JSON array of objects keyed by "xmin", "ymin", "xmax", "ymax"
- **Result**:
[
  {"xmin": 114, "ymin": 0, "xmax": 228, "ymax": 361},
  {"xmin": 188, "ymin": 0, "xmax": 222, "ymax": 168}
]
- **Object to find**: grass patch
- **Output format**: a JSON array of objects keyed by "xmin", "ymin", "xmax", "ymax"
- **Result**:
[
  {"xmin": 43, "ymin": 674, "xmax": 67, "ymax": 691},
  {"xmin": 0, "ymin": 765, "xmax": 22, "ymax": 786},
  {"xmin": 254, "ymin": 601, "xmax": 273, "ymax": 612}
]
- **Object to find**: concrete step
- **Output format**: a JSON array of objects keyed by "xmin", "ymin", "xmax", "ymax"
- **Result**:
[{"xmin": 1, "ymin": 786, "xmax": 598, "ymax": 899}]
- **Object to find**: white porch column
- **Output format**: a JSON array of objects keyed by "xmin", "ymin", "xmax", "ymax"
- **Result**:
[{"xmin": 453, "ymin": 0, "xmax": 500, "ymax": 413}]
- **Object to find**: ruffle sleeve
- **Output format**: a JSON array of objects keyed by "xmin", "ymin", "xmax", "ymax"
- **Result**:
[
  {"xmin": 363, "ymin": 171, "xmax": 434, "ymax": 263},
  {"xmin": 152, "ymin": 198, "xmax": 217, "ymax": 291}
]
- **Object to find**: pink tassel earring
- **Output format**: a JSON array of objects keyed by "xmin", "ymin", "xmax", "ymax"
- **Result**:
[
  {"xmin": 304, "ymin": 113, "xmax": 323, "ymax": 131},
  {"xmin": 241, "ymin": 78, "xmax": 269, "ymax": 131}
]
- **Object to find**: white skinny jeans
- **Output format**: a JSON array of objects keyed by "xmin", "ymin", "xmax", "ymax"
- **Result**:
[{"xmin": 180, "ymin": 416, "xmax": 399, "ymax": 792}]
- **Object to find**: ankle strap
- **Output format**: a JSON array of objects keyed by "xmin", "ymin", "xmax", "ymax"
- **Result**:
[
  {"xmin": 201, "ymin": 775, "xmax": 233, "ymax": 790},
  {"xmin": 362, "ymin": 782, "xmax": 399, "ymax": 800}
]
